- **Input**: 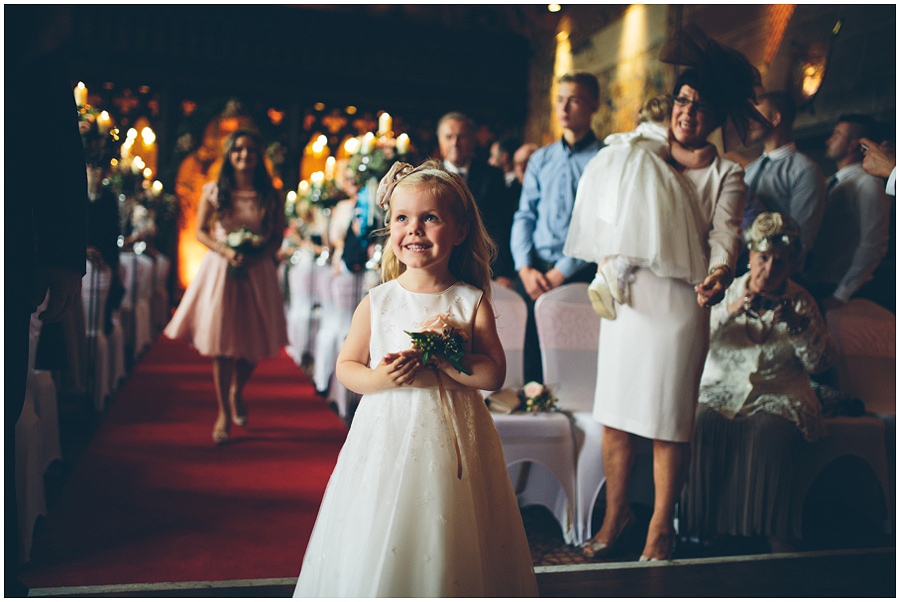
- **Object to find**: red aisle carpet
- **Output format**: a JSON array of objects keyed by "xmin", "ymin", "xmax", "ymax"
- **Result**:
[{"xmin": 18, "ymin": 337, "xmax": 348, "ymax": 589}]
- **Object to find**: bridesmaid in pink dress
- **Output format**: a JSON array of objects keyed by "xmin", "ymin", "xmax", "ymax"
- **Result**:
[{"xmin": 164, "ymin": 129, "xmax": 288, "ymax": 444}]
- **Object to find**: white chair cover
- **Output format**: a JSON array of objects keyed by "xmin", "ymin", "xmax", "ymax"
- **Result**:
[
  {"xmin": 120, "ymin": 251, "xmax": 154, "ymax": 360},
  {"xmin": 83, "ymin": 261, "xmax": 111, "ymax": 412},
  {"xmin": 15, "ymin": 396, "xmax": 46, "ymax": 564},
  {"xmin": 107, "ymin": 310, "xmax": 127, "ymax": 393},
  {"xmin": 151, "ymin": 252, "xmax": 172, "ymax": 332},
  {"xmin": 790, "ymin": 415, "xmax": 893, "ymax": 537},
  {"xmin": 826, "ymin": 299, "xmax": 896, "ymax": 417},
  {"xmin": 32, "ymin": 371, "xmax": 61, "ymax": 472},
  {"xmin": 787, "ymin": 298, "xmax": 895, "ymax": 537},
  {"xmin": 316, "ymin": 270, "xmax": 365, "ymax": 420},
  {"xmin": 489, "ymin": 282, "xmax": 527, "ymax": 389},
  {"xmin": 285, "ymin": 250, "xmax": 319, "ymax": 365},
  {"xmin": 489, "ymin": 282, "xmax": 579, "ymax": 544},
  {"xmin": 19, "ymin": 300, "xmax": 50, "ymax": 564},
  {"xmin": 29, "ymin": 298, "xmax": 62, "ymax": 472},
  {"xmin": 535, "ymin": 282, "xmax": 653, "ymax": 545}
]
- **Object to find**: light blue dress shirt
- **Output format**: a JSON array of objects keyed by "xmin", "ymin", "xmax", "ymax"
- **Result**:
[
  {"xmin": 510, "ymin": 132, "xmax": 603, "ymax": 278},
  {"xmin": 742, "ymin": 143, "xmax": 827, "ymax": 269}
]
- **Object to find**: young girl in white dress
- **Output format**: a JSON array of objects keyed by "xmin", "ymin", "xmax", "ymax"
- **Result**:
[
  {"xmin": 564, "ymin": 95, "xmax": 716, "ymax": 319},
  {"xmin": 293, "ymin": 160, "xmax": 538, "ymax": 597}
]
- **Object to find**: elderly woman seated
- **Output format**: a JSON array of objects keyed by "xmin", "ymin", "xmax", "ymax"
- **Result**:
[{"xmin": 680, "ymin": 212, "xmax": 837, "ymax": 551}]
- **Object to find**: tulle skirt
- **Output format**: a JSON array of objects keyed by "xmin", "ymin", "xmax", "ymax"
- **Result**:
[
  {"xmin": 565, "ymin": 139, "xmax": 709, "ymax": 285},
  {"xmin": 294, "ymin": 385, "xmax": 538, "ymax": 597},
  {"xmin": 163, "ymin": 251, "xmax": 287, "ymax": 363}
]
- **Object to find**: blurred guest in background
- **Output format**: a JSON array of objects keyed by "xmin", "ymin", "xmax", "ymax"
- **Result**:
[
  {"xmin": 803, "ymin": 114, "xmax": 893, "ymax": 312},
  {"xmin": 163, "ymin": 129, "xmax": 288, "ymax": 445},
  {"xmin": 436, "ymin": 112, "xmax": 513, "ymax": 285},
  {"xmin": 513, "ymin": 143, "xmax": 538, "ymax": 186},
  {"xmin": 510, "ymin": 72, "xmax": 602, "ymax": 382},
  {"xmin": 741, "ymin": 91, "xmax": 827, "ymax": 274}
]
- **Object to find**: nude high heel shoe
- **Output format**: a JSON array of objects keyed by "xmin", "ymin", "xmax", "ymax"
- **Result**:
[{"xmin": 581, "ymin": 511, "xmax": 636, "ymax": 559}]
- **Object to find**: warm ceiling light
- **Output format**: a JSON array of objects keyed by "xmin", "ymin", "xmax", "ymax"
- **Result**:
[{"xmin": 548, "ymin": 4, "xmax": 561, "ymax": 13}]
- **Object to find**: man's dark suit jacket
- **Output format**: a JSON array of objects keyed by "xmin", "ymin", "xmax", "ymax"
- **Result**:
[{"xmin": 464, "ymin": 161, "xmax": 517, "ymax": 280}]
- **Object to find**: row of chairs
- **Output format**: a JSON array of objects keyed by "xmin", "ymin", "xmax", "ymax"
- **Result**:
[
  {"xmin": 15, "ymin": 251, "xmax": 170, "ymax": 563},
  {"xmin": 282, "ymin": 250, "xmax": 379, "ymax": 421},
  {"xmin": 489, "ymin": 282, "xmax": 895, "ymax": 547}
]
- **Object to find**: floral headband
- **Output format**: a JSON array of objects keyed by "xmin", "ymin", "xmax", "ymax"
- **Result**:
[
  {"xmin": 744, "ymin": 212, "xmax": 801, "ymax": 256},
  {"xmin": 374, "ymin": 161, "xmax": 461, "ymax": 225}
]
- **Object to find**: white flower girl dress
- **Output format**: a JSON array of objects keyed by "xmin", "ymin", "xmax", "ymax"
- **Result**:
[{"xmin": 293, "ymin": 280, "xmax": 538, "ymax": 597}]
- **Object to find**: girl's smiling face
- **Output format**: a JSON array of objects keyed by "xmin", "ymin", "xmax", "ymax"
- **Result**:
[{"xmin": 389, "ymin": 183, "xmax": 466, "ymax": 273}]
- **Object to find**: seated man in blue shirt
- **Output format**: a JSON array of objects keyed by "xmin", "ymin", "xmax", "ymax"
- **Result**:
[{"xmin": 510, "ymin": 71, "xmax": 603, "ymax": 383}]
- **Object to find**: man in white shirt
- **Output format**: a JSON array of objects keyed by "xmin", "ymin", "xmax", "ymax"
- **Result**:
[
  {"xmin": 803, "ymin": 114, "xmax": 893, "ymax": 311},
  {"xmin": 742, "ymin": 91, "xmax": 827, "ymax": 272}
]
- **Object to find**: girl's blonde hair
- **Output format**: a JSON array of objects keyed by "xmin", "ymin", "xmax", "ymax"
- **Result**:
[
  {"xmin": 377, "ymin": 160, "xmax": 496, "ymax": 299},
  {"xmin": 639, "ymin": 94, "xmax": 672, "ymax": 125}
]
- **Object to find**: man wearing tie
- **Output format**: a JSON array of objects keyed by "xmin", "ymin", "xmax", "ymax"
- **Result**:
[
  {"xmin": 803, "ymin": 114, "xmax": 894, "ymax": 312},
  {"xmin": 436, "ymin": 112, "xmax": 514, "ymax": 287},
  {"xmin": 742, "ymin": 91, "xmax": 827, "ymax": 273}
]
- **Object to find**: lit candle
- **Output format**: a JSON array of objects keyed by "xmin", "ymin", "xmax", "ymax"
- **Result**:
[
  {"xmin": 310, "ymin": 171, "xmax": 325, "ymax": 189},
  {"xmin": 361, "ymin": 132, "xmax": 375, "ymax": 154},
  {"xmin": 344, "ymin": 137, "xmax": 361, "ymax": 155},
  {"xmin": 97, "ymin": 111, "xmax": 112, "ymax": 135},
  {"xmin": 324, "ymin": 156, "xmax": 336, "ymax": 181},
  {"xmin": 151, "ymin": 180, "xmax": 163, "ymax": 196},
  {"xmin": 74, "ymin": 82, "xmax": 88, "ymax": 107},
  {"xmin": 378, "ymin": 112, "xmax": 392, "ymax": 136},
  {"xmin": 396, "ymin": 133, "xmax": 410, "ymax": 155},
  {"xmin": 141, "ymin": 127, "xmax": 156, "ymax": 146}
]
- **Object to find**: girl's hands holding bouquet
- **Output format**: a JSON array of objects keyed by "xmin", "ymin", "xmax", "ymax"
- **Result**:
[{"xmin": 374, "ymin": 350, "xmax": 423, "ymax": 388}]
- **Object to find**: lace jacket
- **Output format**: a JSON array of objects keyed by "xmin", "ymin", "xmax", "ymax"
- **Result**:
[{"xmin": 699, "ymin": 273, "xmax": 836, "ymax": 441}]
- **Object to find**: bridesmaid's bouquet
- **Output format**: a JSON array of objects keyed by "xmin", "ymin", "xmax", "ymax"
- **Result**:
[
  {"xmin": 406, "ymin": 314, "xmax": 470, "ymax": 375},
  {"xmin": 225, "ymin": 227, "xmax": 265, "ymax": 278}
]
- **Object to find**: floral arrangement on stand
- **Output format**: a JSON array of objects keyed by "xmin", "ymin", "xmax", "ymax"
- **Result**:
[
  {"xmin": 346, "ymin": 113, "xmax": 413, "ymax": 188},
  {"xmin": 519, "ymin": 381, "xmax": 559, "ymax": 413},
  {"xmin": 406, "ymin": 313, "xmax": 471, "ymax": 375},
  {"xmin": 76, "ymin": 82, "xmax": 120, "ymax": 168}
]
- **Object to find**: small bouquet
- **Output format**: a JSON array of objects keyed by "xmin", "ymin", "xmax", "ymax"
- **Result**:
[
  {"xmin": 519, "ymin": 381, "xmax": 558, "ymax": 413},
  {"xmin": 225, "ymin": 227, "xmax": 266, "ymax": 278},
  {"xmin": 406, "ymin": 314, "xmax": 470, "ymax": 375}
]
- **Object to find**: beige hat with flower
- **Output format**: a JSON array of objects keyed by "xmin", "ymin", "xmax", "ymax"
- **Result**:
[{"xmin": 744, "ymin": 212, "xmax": 802, "ymax": 262}]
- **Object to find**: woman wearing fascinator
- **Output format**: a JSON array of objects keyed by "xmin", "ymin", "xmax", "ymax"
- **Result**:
[
  {"xmin": 680, "ymin": 212, "xmax": 836, "ymax": 552},
  {"xmin": 578, "ymin": 26, "xmax": 772, "ymax": 561}
]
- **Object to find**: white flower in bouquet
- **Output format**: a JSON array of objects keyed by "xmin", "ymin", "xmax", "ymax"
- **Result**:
[{"xmin": 523, "ymin": 381, "xmax": 545, "ymax": 399}]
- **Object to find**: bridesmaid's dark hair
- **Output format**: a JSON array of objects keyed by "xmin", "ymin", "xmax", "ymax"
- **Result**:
[{"xmin": 216, "ymin": 129, "xmax": 280, "ymax": 236}]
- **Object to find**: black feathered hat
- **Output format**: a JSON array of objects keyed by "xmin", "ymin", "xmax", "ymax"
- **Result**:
[{"xmin": 661, "ymin": 24, "xmax": 770, "ymax": 145}]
